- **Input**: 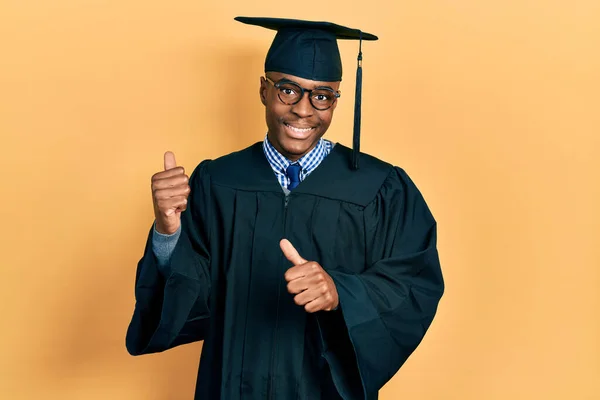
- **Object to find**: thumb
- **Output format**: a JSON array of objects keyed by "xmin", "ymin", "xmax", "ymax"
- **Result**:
[
  {"xmin": 280, "ymin": 239, "xmax": 307, "ymax": 265},
  {"xmin": 164, "ymin": 151, "xmax": 177, "ymax": 171}
]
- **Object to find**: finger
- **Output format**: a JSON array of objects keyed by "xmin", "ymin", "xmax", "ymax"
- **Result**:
[
  {"xmin": 286, "ymin": 276, "xmax": 310, "ymax": 294},
  {"xmin": 153, "ymin": 185, "xmax": 190, "ymax": 200},
  {"xmin": 293, "ymin": 287, "xmax": 323, "ymax": 306},
  {"xmin": 156, "ymin": 196, "xmax": 188, "ymax": 216},
  {"xmin": 284, "ymin": 263, "xmax": 312, "ymax": 282},
  {"xmin": 171, "ymin": 197, "xmax": 189, "ymax": 215},
  {"xmin": 280, "ymin": 239, "xmax": 307, "ymax": 265},
  {"xmin": 284, "ymin": 261, "xmax": 322, "ymax": 283},
  {"xmin": 304, "ymin": 296, "xmax": 329, "ymax": 313},
  {"xmin": 152, "ymin": 167, "xmax": 186, "ymax": 181},
  {"xmin": 152, "ymin": 174, "xmax": 189, "ymax": 190},
  {"xmin": 164, "ymin": 151, "xmax": 177, "ymax": 171}
]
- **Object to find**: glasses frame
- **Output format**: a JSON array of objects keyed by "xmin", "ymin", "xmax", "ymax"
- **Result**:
[{"xmin": 264, "ymin": 76, "xmax": 341, "ymax": 111}]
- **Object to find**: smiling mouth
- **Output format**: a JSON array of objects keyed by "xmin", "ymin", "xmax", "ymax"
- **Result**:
[{"xmin": 284, "ymin": 122, "xmax": 315, "ymax": 133}]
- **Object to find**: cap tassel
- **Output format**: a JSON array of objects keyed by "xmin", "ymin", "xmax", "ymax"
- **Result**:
[{"xmin": 352, "ymin": 32, "xmax": 363, "ymax": 170}]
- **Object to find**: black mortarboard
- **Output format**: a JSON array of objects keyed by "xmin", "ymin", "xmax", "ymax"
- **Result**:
[{"xmin": 235, "ymin": 16, "xmax": 378, "ymax": 169}]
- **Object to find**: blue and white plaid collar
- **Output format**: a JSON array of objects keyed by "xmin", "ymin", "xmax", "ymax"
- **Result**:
[{"xmin": 262, "ymin": 135, "xmax": 332, "ymax": 189}]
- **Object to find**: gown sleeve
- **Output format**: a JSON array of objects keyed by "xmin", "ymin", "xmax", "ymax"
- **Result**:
[
  {"xmin": 125, "ymin": 160, "xmax": 213, "ymax": 356},
  {"xmin": 318, "ymin": 167, "xmax": 445, "ymax": 399}
]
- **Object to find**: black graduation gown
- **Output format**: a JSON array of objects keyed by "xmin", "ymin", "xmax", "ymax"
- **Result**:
[{"xmin": 125, "ymin": 142, "xmax": 444, "ymax": 400}]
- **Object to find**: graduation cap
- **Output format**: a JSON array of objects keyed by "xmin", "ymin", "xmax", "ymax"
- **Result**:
[{"xmin": 234, "ymin": 16, "xmax": 378, "ymax": 169}]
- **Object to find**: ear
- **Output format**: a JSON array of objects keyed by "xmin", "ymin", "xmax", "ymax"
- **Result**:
[{"xmin": 259, "ymin": 76, "xmax": 268, "ymax": 106}]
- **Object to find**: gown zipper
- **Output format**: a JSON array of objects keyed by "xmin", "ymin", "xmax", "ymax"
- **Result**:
[{"xmin": 268, "ymin": 193, "xmax": 290, "ymax": 399}]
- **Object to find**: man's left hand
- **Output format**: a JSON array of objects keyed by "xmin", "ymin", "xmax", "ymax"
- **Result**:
[{"xmin": 280, "ymin": 239, "xmax": 339, "ymax": 313}]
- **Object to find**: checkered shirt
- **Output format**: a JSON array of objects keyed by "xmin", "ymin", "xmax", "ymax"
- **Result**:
[{"xmin": 262, "ymin": 135, "xmax": 332, "ymax": 189}]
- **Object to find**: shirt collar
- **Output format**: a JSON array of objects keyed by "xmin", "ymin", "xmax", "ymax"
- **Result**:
[{"xmin": 262, "ymin": 135, "xmax": 328, "ymax": 175}]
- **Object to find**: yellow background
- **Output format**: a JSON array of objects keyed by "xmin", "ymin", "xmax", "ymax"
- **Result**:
[{"xmin": 1, "ymin": 0, "xmax": 599, "ymax": 399}]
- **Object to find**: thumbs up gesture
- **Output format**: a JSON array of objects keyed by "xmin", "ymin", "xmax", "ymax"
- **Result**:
[
  {"xmin": 151, "ymin": 151, "xmax": 190, "ymax": 235},
  {"xmin": 281, "ymin": 239, "xmax": 339, "ymax": 313}
]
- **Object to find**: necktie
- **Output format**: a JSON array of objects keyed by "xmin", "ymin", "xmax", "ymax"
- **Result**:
[{"xmin": 286, "ymin": 164, "xmax": 301, "ymax": 190}]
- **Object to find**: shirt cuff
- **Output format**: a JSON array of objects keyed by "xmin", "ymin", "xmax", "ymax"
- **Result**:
[{"xmin": 152, "ymin": 223, "xmax": 182, "ymax": 270}]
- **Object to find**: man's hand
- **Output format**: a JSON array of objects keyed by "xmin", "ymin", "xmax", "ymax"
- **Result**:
[
  {"xmin": 280, "ymin": 239, "xmax": 339, "ymax": 313},
  {"xmin": 151, "ymin": 151, "xmax": 190, "ymax": 235}
]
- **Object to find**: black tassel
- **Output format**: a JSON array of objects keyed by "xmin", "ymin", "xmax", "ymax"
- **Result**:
[{"xmin": 352, "ymin": 32, "xmax": 363, "ymax": 170}]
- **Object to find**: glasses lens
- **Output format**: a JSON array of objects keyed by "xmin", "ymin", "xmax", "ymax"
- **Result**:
[
  {"xmin": 277, "ymin": 82, "xmax": 302, "ymax": 104},
  {"xmin": 310, "ymin": 89, "xmax": 337, "ymax": 110}
]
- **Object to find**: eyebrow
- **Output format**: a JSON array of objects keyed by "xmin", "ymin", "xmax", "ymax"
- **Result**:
[{"xmin": 276, "ymin": 77, "xmax": 336, "ymax": 91}]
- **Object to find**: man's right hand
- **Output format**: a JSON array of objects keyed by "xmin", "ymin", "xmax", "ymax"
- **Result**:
[{"xmin": 152, "ymin": 151, "xmax": 190, "ymax": 235}]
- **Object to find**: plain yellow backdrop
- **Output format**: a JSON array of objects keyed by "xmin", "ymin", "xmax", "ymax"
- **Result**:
[{"xmin": 1, "ymin": 0, "xmax": 599, "ymax": 399}]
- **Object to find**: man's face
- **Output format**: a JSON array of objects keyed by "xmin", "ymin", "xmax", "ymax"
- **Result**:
[{"xmin": 260, "ymin": 72, "xmax": 340, "ymax": 161}]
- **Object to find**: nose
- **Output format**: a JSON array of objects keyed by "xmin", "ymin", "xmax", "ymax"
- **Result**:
[{"xmin": 290, "ymin": 92, "xmax": 314, "ymax": 118}]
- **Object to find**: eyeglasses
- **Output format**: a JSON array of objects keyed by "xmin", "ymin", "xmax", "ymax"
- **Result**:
[{"xmin": 265, "ymin": 76, "xmax": 341, "ymax": 111}]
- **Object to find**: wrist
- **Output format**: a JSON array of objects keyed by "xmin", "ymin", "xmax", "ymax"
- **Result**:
[{"xmin": 154, "ymin": 220, "xmax": 179, "ymax": 235}]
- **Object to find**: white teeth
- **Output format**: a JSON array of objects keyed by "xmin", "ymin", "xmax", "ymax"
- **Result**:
[{"xmin": 285, "ymin": 123, "xmax": 313, "ymax": 133}]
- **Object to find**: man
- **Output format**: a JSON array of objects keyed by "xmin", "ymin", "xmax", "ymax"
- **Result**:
[{"xmin": 126, "ymin": 16, "xmax": 444, "ymax": 400}]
